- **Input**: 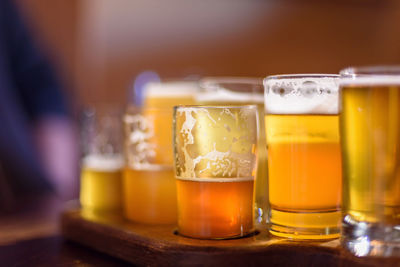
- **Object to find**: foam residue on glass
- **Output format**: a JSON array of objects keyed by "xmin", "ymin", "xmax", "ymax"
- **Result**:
[
  {"xmin": 264, "ymin": 75, "xmax": 339, "ymax": 114},
  {"xmin": 174, "ymin": 106, "xmax": 258, "ymax": 180},
  {"xmin": 123, "ymin": 113, "xmax": 162, "ymax": 170}
]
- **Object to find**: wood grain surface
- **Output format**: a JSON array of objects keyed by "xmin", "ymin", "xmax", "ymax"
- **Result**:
[{"xmin": 61, "ymin": 208, "xmax": 400, "ymax": 267}]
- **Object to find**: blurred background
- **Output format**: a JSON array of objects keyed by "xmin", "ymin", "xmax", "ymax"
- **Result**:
[
  {"xmin": 2, "ymin": 0, "xmax": 398, "ymax": 203},
  {"xmin": 17, "ymin": 0, "xmax": 400, "ymax": 108}
]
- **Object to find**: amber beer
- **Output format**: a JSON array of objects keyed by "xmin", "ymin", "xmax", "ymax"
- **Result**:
[
  {"xmin": 123, "ymin": 167, "xmax": 177, "ymax": 224},
  {"xmin": 177, "ymin": 177, "xmax": 254, "ymax": 238},
  {"xmin": 265, "ymin": 74, "xmax": 341, "ymax": 239},
  {"xmin": 123, "ymin": 81, "xmax": 198, "ymax": 224},
  {"xmin": 197, "ymin": 78, "xmax": 268, "ymax": 222},
  {"xmin": 174, "ymin": 106, "xmax": 258, "ymax": 239},
  {"xmin": 340, "ymin": 69, "xmax": 400, "ymax": 256}
]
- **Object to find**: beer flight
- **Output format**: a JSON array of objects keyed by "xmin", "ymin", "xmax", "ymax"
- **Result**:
[{"xmin": 80, "ymin": 66, "xmax": 400, "ymax": 257}]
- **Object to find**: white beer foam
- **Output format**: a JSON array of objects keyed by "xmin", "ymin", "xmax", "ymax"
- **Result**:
[
  {"xmin": 264, "ymin": 76, "xmax": 339, "ymax": 114},
  {"xmin": 196, "ymin": 88, "xmax": 264, "ymax": 104},
  {"xmin": 340, "ymin": 76, "xmax": 400, "ymax": 86},
  {"xmin": 144, "ymin": 81, "xmax": 200, "ymax": 98},
  {"xmin": 176, "ymin": 176, "xmax": 254, "ymax": 182},
  {"xmin": 82, "ymin": 154, "xmax": 124, "ymax": 171}
]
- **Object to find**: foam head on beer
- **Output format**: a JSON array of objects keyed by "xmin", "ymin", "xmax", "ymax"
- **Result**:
[
  {"xmin": 143, "ymin": 81, "xmax": 199, "ymax": 108},
  {"xmin": 264, "ymin": 74, "xmax": 339, "ymax": 115},
  {"xmin": 264, "ymin": 74, "xmax": 341, "ymax": 240}
]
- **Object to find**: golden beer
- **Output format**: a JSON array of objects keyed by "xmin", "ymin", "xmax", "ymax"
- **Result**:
[
  {"xmin": 341, "ymin": 83, "xmax": 400, "ymax": 224},
  {"xmin": 340, "ymin": 67, "xmax": 400, "ymax": 257},
  {"xmin": 80, "ymin": 155, "xmax": 123, "ymax": 211},
  {"xmin": 341, "ymin": 81, "xmax": 400, "ymax": 220},
  {"xmin": 266, "ymin": 114, "xmax": 341, "ymax": 239},
  {"xmin": 123, "ymin": 167, "xmax": 177, "ymax": 224},
  {"xmin": 264, "ymin": 74, "xmax": 341, "ymax": 239},
  {"xmin": 174, "ymin": 106, "xmax": 258, "ymax": 239},
  {"xmin": 123, "ymin": 81, "xmax": 198, "ymax": 224}
]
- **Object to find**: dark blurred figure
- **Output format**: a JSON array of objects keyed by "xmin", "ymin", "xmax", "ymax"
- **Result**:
[{"xmin": 0, "ymin": 0, "xmax": 78, "ymax": 210}]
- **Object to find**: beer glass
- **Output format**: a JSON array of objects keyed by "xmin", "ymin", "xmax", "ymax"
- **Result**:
[
  {"xmin": 264, "ymin": 74, "xmax": 341, "ymax": 240},
  {"xmin": 197, "ymin": 78, "xmax": 268, "ymax": 224},
  {"xmin": 80, "ymin": 106, "xmax": 123, "ymax": 213},
  {"xmin": 173, "ymin": 105, "xmax": 258, "ymax": 239},
  {"xmin": 123, "ymin": 106, "xmax": 177, "ymax": 224},
  {"xmin": 142, "ymin": 81, "xmax": 199, "ymax": 108},
  {"xmin": 340, "ymin": 66, "xmax": 400, "ymax": 256}
]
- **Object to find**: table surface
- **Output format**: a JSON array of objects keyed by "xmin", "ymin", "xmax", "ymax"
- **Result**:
[{"xmin": 0, "ymin": 195, "xmax": 131, "ymax": 266}]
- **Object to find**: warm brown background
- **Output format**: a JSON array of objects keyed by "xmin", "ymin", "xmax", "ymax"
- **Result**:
[{"xmin": 16, "ymin": 0, "xmax": 400, "ymax": 109}]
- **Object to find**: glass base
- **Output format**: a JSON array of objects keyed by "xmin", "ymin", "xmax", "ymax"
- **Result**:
[
  {"xmin": 269, "ymin": 208, "xmax": 341, "ymax": 240},
  {"xmin": 342, "ymin": 214, "xmax": 400, "ymax": 257},
  {"xmin": 174, "ymin": 229, "xmax": 258, "ymax": 240}
]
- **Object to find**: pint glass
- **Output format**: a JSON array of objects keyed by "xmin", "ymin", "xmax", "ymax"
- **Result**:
[
  {"xmin": 340, "ymin": 66, "xmax": 400, "ymax": 256},
  {"xmin": 197, "ymin": 78, "xmax": 268, "ymax": 223},
  {"xmin": 123, "ymin": 106, "xmax": 177, "ymax": 224},
  {"xmin": 264, "ymin": 74, "xmax": 341, "ymax": 239},
  {"xmin": 123, "ymin": 81, "xmax": 198, "ymax": 224},
  {"xmin": 173, "ymin": 105, "xmax": 258, "ymax": 239}
]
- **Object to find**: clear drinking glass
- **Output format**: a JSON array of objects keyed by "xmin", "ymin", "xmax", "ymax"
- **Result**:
[
  {"xmin": 197, "ymin": 77, "xmax": 268, "ymax": 224},
  {"xmin": 79, "ymin": 106, "xmax": 124, "ymax": 213},
  {"xmin": 173, "ymin": 105, "xmax": 258, "ymax": 239},
  {"xmin": 122, "ymin": 80, "xmax": 199, "ymax": 224},
  {"xmin": 340, "ymin": 66, "xmax": 400, "ymax": 256},
  {"xmin": 264, "ymin": 74, "xmax": 341, "ymax": 240},
  {"xmin": 123, "ymin": 106, "xmax": 177, "ymax": 224}
]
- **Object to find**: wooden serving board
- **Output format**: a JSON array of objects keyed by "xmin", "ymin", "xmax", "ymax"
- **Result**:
[{"xmin": 61, "ymin": 208, "xmax": 399, "ymax": 266}]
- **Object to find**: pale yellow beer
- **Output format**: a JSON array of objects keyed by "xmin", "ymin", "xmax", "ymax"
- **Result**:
[
  {"xmin": 80, "ymin": 155, "xmax": 123, "ymax": 211},
  {"xmin": 342, "ymin": 83, "xmax": 400, "ymax": 224},
  {"xmin": 340, "ymin": 67, "xmax": 400, "ymax": 257}
]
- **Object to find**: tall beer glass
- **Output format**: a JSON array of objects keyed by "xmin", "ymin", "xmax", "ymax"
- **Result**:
[
  {"xmin": 197, "ymin": 78, "xmax": 268, "ymax": 224},
  {"xmin": 123, "ymin": 107, "xmax": 177, "ymax": 224},
  {"xmin": 340, "ymin": 66, "xmax": 400, "ymax": 256},
  {"xmin": 123, "ymin": 81, "xmax": 198, "ymax": 224},
  {"xmin": 264, "ymin": 74, "xmax": 341, "ymax": 239},
  {"xmin": 80, "ymin": 106, "xmax": 123, "ymax": 213},
  {"xmin": 173, "ymin": 105, "xmax": 258, "ymax": 239}
]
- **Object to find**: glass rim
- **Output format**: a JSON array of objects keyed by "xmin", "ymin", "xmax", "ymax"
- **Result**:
[
  {"xmin": 200, "ymin": 76, "xmax": 263, "ymax": 86},
  {"xmin": 174, "ymin": 104, "xmax": 258, "ymax": 110},
  {"xmin": 340, "ymin": 65, "xmax": 400, "ymax": 77},
  {"xmin": 265, "ymin": 74, "xmax": 339, "ymax": 81},
  {"xmin": 125, "ymin": 105, "xmax": 174, "ymax": 113}
]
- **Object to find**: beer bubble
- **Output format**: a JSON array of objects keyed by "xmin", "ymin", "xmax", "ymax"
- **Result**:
[{"xmin": 300, "ymin": 81, "xmax": 318, "ymax": 98}]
